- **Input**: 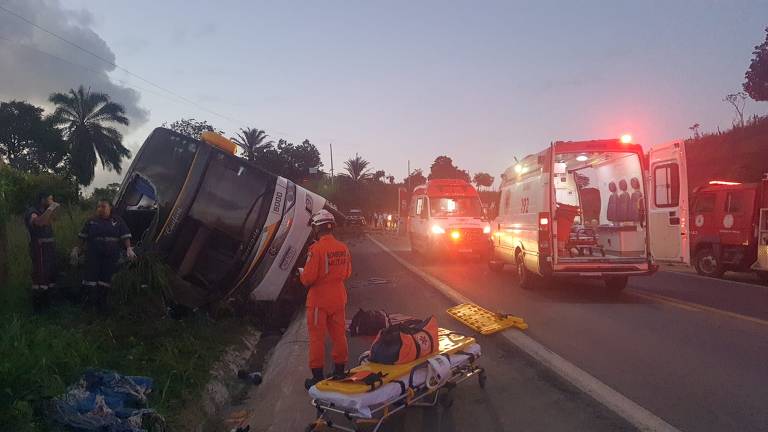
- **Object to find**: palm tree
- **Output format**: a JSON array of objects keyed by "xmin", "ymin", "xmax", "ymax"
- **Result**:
[
  {"xmin": 232, "ymin": 127, "xmax": 275, "ymax": 162},
  {"xmin": 343, "ymin": 155, "xmax": 373, "ymax": 182},
  {"xmin": 49, "ymin": 86, "xmax": 131, "ymax": 186}
]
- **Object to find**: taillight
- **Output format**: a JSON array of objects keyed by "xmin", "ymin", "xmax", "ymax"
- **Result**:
[{"xmin": 538, "ymin": 212, "xmax": 551, "ymax": 256}]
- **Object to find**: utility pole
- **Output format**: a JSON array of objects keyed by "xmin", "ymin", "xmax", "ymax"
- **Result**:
[
  {"xmin": 407, "ymin": 160, "xmax": 411, "ymax": 191},
  {"xmin": 329, "ymin": 143, "xmax": 334, "ymax": 186}
]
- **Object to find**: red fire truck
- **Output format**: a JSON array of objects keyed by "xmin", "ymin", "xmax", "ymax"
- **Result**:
[{"xmin": 648, "ymin": 141, "xmax": 768, "ymax": 282}]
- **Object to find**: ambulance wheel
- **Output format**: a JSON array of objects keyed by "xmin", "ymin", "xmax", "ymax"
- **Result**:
[
  {"xmin": 516, "ymin": 253, "xmax": 535, "ymax": 290},
  {"xmin": 694, "ymin": 248, "xmax": 725, "ymax": 278},
  {"xmin": 604, "ymin": 276, "xmax": 628, "ymax": 292}
]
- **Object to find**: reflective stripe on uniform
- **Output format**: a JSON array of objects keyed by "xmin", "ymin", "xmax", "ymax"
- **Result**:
[
  {"xmin": 82, "ymin": 281, "xmax": 98, "ymax": 287},
  {"xmin": 97, "ymin": 281, "xmax": 111, "ymax": 288},
  {"xmin": 314, "ymin": 307, "xmax": 319, "ymax": 326},
  {"xmin": 120, "ymin": 234, "xmax": 132, "ymax": 239},
  {"xmin": 95, "ymin": 236, "xmax": 120, "ymax": 242},
  {"xmin": 325, "ymin": 254, "xmax": 330, "ymax": 274},
  {"xmin": 32, "ymin": 284, "xmax": 49, "ymax": 290},
  {"xmin": 36, "ymin": 238, "xmax": 54, "ymax": 244}
]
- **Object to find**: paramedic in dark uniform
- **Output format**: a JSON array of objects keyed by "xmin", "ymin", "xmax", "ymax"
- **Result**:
[
  {"xmin": 71, "ymin": 199, "xmax": 136, "ymax": 310},
  {"xmin": 300, "ymin": 209, "xmax": 352, "ymax": 389},
  {"xmin": 24, "ymin": 192, "xmax": 60, "ymax": 313}
]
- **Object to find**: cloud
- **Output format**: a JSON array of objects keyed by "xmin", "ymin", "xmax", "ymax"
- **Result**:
[{"xmin": 0, "ymin": 0, "xmax": 149, "ymax": 128}]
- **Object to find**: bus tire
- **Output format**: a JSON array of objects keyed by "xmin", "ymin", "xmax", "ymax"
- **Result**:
[
  {"xmin": 604, "ymin": 276, "xmax": 628, "ymax": 292},
  {"xmin": 694, "ymin": 248, "xmax": 725, "ymax": 278}
]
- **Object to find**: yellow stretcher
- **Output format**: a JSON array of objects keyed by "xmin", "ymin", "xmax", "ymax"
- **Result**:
[
  {"xmin": 307, "ymin": 329, "xmax": 485, "ymax": 432},
  {"xmin": 447, "ymin": 303, "xmax": 528, "ymax": 334},
  {"xmin": 315, "ymin": 329, "xmax": 476, "ymax": 395}
]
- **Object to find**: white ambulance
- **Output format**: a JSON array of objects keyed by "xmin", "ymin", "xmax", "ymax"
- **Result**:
[{"xmin": 488, "ymin": 138, "xmax": 657, "ymax": 291}]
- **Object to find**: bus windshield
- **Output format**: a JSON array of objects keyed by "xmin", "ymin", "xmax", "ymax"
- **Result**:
[{"xmin": 430, "ymin": 196, "xmax": 483, "ymax": 218}]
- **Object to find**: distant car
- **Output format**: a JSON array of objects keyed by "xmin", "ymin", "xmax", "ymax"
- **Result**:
[{"xmin": 346, "ymin": 209, "xmax": 366, "ymax": 227}]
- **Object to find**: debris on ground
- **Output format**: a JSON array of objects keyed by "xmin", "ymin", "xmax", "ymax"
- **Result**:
[{"xmin": 49, "ymin": 369, "xmax": 165, "ymax": 432}]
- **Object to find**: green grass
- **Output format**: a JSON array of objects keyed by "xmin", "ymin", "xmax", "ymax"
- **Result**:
[{"xmin": 0, "ymin": 207, "xmax": 245, "ymax": 431}]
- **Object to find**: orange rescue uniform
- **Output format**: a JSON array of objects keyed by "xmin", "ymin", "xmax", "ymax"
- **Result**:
[{"xmin": 300, "ymin": 233, "xmax": 352, "ymax": 369}]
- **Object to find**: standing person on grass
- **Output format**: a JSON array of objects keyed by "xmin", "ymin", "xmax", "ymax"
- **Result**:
[
  {"xmin": 24, "ymin": 192, "xmax": 60, "ymax": 313},
  {"xmin": 71, "ymin": 199, "xmax": 136, "ymax": 312},
  {"xmin": 300, "ymin": 209, "xmax": 352, "ymax": 389}
]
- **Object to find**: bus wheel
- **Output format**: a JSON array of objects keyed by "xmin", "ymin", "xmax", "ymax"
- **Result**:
[
  {"xmin": 604, "ymin": 276, "xmax": 628, "ymax": 292},
  {"xmin": 694, "ymin": 248, "xmax": 724, "ymax": 278},
  {"xmin": 516, "ymin": 253, "xmax": 534, "ymax": 290}
]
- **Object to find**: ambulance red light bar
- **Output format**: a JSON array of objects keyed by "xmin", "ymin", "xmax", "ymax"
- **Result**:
[{"xmin": 708, "ymin": 180, "xmax": 742, "ymax": 186}]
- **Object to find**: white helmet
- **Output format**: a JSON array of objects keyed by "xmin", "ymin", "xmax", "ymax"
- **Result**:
[{"xmin": 311, "ymin": 209, "xmax": 336, "ymax": 227}]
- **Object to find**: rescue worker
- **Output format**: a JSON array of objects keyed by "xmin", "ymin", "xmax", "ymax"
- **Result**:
[
  {"xmin": 300, "ymin": 209, "xmax": 352, "ymax": 389},
  {"xmin": 24, "ymin": 192, "xmax": 60, "ymax": 313},
  {"xmin": 71, "ymin": 199, "xmax": 135, "ymax": 311}
]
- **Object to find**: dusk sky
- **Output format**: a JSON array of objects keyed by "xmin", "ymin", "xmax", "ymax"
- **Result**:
[{"xmin": 2, "ymin": 0, "xmax": 767, "ymax": 188}]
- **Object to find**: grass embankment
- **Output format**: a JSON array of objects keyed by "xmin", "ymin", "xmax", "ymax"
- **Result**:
[{"xmin": 1, "ymin": 207, "xmax": 244, "ymax": 431}]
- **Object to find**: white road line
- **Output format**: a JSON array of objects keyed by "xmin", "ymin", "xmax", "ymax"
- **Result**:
[{"xmin": 367, "ymin": 234, "xmax": 681, "ymax": 432}]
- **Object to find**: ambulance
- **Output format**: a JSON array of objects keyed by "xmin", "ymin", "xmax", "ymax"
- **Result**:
[
  {"xmin": 648, "ymin": 140, "xmax": 768, "ymax": 282},
  {"xmin": 488, "ymin": 137, "xmax": 656, "ymax": 291},
  {"xmin": 407, "ymin": 179, "xmax": 491, "ymax": 258}
]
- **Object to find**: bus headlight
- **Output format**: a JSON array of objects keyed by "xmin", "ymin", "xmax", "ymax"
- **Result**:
[
  {"xmin": 483, "ymin": 225, "xmax": 491, "ymax": 234},
  {"xmin": 431, "ymin": 225, "xmax": 446, "ymax": 235}
]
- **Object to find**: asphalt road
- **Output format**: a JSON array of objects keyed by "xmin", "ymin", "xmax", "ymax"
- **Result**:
[
  {"xmin": 366, "ymin": 232, "xmax": 768, "ymax": 432},
  {"xmin": 337, "ymin": 234, "xmax": 635, "ymax": 432}
]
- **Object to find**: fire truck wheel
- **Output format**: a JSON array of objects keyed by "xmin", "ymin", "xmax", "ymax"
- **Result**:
[
  {"xmin": 694, "ymin": 248, "xmax": 725, "ymax": 278},
  {"xmin": 604, "ymin": 276, "xmax": 628, "ymax": 292},
  {"xmin": 757, "ymin": 271, "xmax": 768, "ymax": 284}
]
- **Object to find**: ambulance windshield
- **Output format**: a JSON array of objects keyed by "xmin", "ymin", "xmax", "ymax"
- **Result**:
[{"xmin": 430, "ymin": 197, "xmax": 483, "ymax": 218}]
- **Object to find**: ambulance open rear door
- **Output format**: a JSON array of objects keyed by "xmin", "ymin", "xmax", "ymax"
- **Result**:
[{"xmin": 648, "ymin": 140, "xmax": 690, "ymax": 264}]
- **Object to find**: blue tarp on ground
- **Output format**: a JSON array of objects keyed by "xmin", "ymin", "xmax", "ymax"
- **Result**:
[{"xmin": 50, "ymin": 369, "xmax": 165, "ymax": 432}]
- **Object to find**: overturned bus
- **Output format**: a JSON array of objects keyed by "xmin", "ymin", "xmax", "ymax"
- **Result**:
[{"xmin": 113, "ymin": 127, "xmax": 328, "ymax": 307}]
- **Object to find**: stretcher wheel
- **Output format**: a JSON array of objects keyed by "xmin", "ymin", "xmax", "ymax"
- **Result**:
[{"xmin": 478, "ymin": 371, "xmax": 487, "ymax": 389}]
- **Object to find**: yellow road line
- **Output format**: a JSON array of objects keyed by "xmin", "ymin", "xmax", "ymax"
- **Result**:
[{"xmin": 627, "ymin": 289, "xmax": 768, "ymax": 327}]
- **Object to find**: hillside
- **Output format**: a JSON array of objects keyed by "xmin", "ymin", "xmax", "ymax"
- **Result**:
[{"xmin": 684, "ymin": 116, "xmax": 768, "ymax": 190}]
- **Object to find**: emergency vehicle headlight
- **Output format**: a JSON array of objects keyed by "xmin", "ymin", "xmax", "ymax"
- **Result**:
[
  {"xmin": 450, "ymin": 230, "xmax": 461, "ymax": 240},
  {"xmin": 483, "ymin": 225, "xmax": 491, "ymax": 234},
  {"xmin": 431, "ymin": 225, "xmax": 446, "ymax": 235},
  {"xmin": 620, "ymin": 134, "xmax": 632, "ymax": 144}
]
